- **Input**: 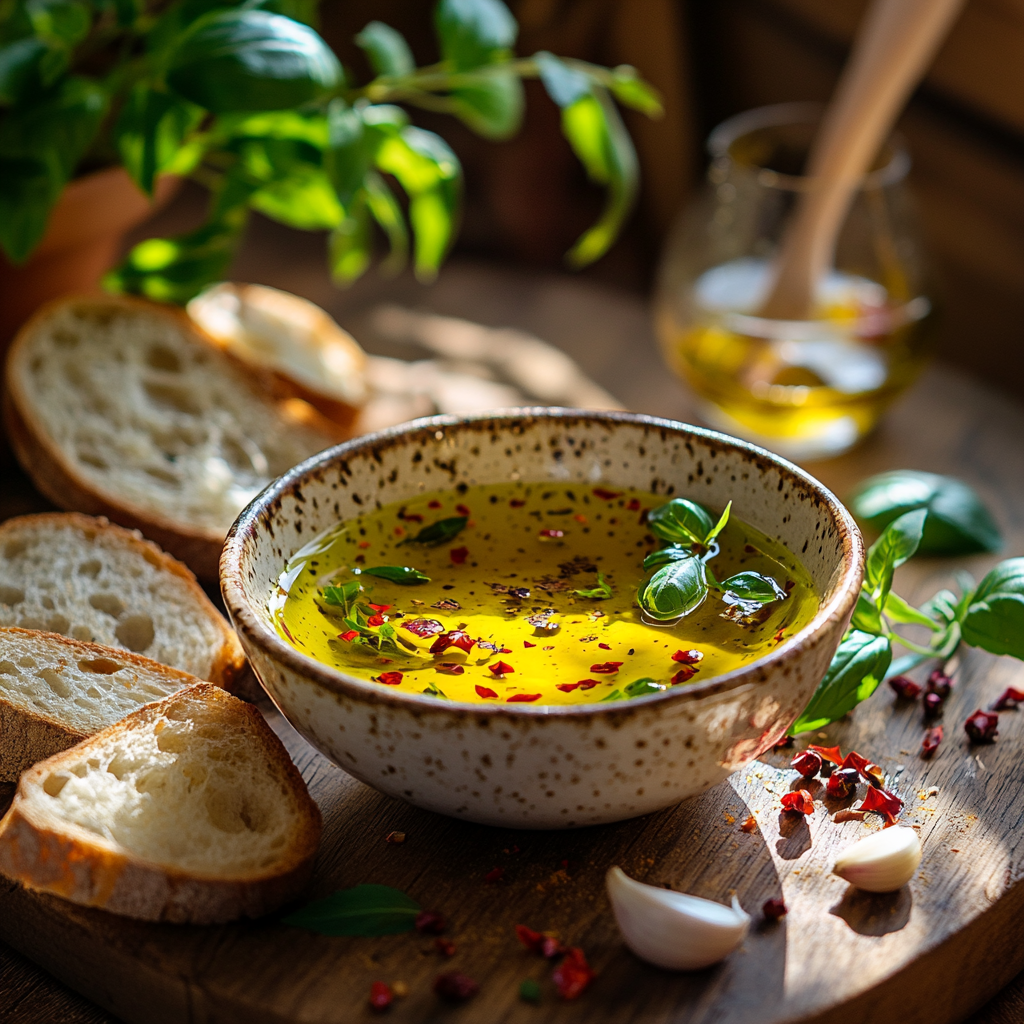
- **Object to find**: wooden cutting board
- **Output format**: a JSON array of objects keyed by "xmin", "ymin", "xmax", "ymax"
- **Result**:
[{"xmin": 1, "ymin": 627, "xmax": 1022, "ymax": 1024}]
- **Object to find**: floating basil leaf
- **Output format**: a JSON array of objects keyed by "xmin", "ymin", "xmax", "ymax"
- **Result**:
[
  {"xmin": 599, "ymin": 689, "xmax": 623, "ymax": 702},
  {"xmin": 422, "ymin": 680, "xmax": 450, "ymax": 699},
  {"xmin": 637, "ymin": 554, "xmax": 707, "ymax": 622},
  {"xmin": 624, "ymin": 677, "xmax": 667, "ymax": 698},
  {"xmin": 789, "ymin": 630, "xmax": 892, "ymax": 734},
  {"xmin": 850, "ymin": 470, "xmax": 1002, "ymax": 555},
  {"xmin": 322, "ymin": 580, "xmax": 360, "ymax": 612},
  {"xmin": 400, "ymin": 516, "xmax": 468, "ymax": 546},
  {"xmin": 360, "ymin": 566, "xmax": 430, "ymax": 585},
  {"xmin": 646, "ymin": 499, "xmax": 713, "ymax": 547},
  {"xmin": 575, "ymin": 572, "xmax": 613, "ymax": 599},
  {"xmin": 703, "ymin": 500, "xmax": 732, "ymax": 547},
  {"xmin": 864, "ymin": 509, "xmax": 927, "ymax": 604},
  {"xmin": 961, "ymin": 557, "xmax": 1024, "ymax": 660},
  {"xmin": 282, "ymin": 884, "xmax": 420, "ymax": 936},
  {"xmin": 643, "ymin": 545, "xmax": 690, "ymax": 571},
  {"xmin": 719, "ymin": 571, "xmax": 785, "ymax": 605}
]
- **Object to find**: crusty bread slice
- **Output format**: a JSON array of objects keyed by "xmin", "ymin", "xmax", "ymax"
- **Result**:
[
  {"xmin": 188, "ymin": 282, "xmax": 368, "ymax": 431},
  {"xmin": 0, "ymin": 683, "xmax": 321, "ymax": 923},
  {"xmin": 3, "ymin": 295, "xmax": 340, "ymax": 580},
  {"xmin": 0, "ymin": 627, "xmax": 205, "ymax": 781},
  {"xmin": 0, "ymin": 513, "xmax": 244, "ymax": 690}
]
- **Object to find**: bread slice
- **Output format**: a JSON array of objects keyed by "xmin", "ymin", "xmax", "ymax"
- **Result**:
[
  {"xmin": 0, "ymin": 683, "xmax": 321, "ymax": 923},
  {"xmin": 0, "ymin": 513, "xmax": 244, "ymax": 690},
  {"xmin": 3, "ymin": 295, "xmax": 340, "ymax": 580},
  {"xmin": 188, "ymin": 282, "xmax": 368, "ymax": 431},
  {"xmin": 0, "ymin": 627, "xmax": 207, "ymax": 781}
]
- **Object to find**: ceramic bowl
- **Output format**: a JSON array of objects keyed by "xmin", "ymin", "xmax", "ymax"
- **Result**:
[{"xmin": 221, "ymin": 410, "xmax": 863, "ymax": 829}]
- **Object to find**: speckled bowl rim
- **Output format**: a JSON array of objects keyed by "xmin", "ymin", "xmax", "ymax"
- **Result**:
[{"xmin": 221, "ymin": 409, "xmax": 864, "ymax": 720}]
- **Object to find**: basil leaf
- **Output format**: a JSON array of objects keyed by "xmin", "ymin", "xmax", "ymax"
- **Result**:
[
  {"xmin": 850, "ymin": 591, "xmax": 883, "ymax": 634},
  {"xmin": 638, "ymin": 554, "xmax": 707, "ymax": 622},
  {"xmin": 961, "ymin": 557, "xmax": 1024, "ymax": 659},
  {"xmin": 449, "ymin": 70, "xmax": 525, "ymax": 140},
  {"xmin": 363, "ymin": 169, "xmax": 408, "ymax": 273},
  {"xmin": 166, "ymin": 10, "xmax": 342, "ymax": 114},
  {"xmin": 325, "ymin": 99, "xmax": 370, "ymax": 208},
  {"xmin": 434, "ymin": 0, "xmax": 517, "ymax": 71},
  {"xmin": 535, "ymin": 51, "xmax": 590, "ymax": 108},
  {"xmin": 0, "ymin": 38, "xmax": 49, "ymax": 104},
  {"xmin": 575, "ymin": 572, "xmax": 612, "ymax": 599},
  {"xmin": 401, "ymin": 516, "xmax": 468, "ymax": 546},
  {"xmin": 115, "ymin": 87, "xmax": 204, "ymax": 195},
  {"xmin": 704, "ymin": 501, "xmax": 732, "ymax": 547},
  {"xmin": 882, "ymin": 591, "xmax": 942, "ymax": 631},
  {"xmin": 355, "ymin": 20, "xmax": 415, "ymax": 78},
  {"xmin": 850, "ymin": 470, "xmax": 1002, "ymax": 556},
  {"xmin": 329, "ymin": 196, "xmax": 371, "ymax": 284},
  {"xmin": 718, "ymin": 571, "xmax": 785, "ymax": 605},
  {"xmin": 789, "ymin": 630, "xmax": 892, "ymax": 734},
  {"xmin": 647, "ymin": 499, "xmax": 713, "ymax": 548},
  {"xmin": 643, "ymin": 545, "xmax": 690, "ymax": 571},
  {"xmin": 282, "ymin": 884, "xmax": 421, "ymax": 936},
  {"xmin": 609, "ymin": 65, "xmax": 663, "ymax": 116},
  {"xmin": 864, "ymin": 508, "xmax": 927, "ymax": 603},
  {"xmin": 624, "ymin": 677, "xmax": 666, "ymax": 698},
  {"xmin": 322, "ymin": 580, "xmax": 360, "ymax": 612},
  {"xmin": 422, "ymin": 680, "xmax": 450, "ymax": 699},
  {"xmin": 360, "ymin": 566, "xmax": 431, "ymax": 585},
  {"xmin": 599, "ymin": 689, "xmax": 622, "ymax": 702}
]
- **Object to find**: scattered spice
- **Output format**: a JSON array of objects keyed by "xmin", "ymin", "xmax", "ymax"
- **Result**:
[
  {"xmin": 515, "ymin": 925, "xmax": 565, "ymax": 959},
  {"xmin": 827, "ymin": 768, "xmax": 859, "ymax": 799},
  {"xmin": 964, "ymin": 709, "xmax": 999, "ymax": 744},
  {"xmin": 889, "ymin": 675, "xmax": 923, "ymax": 700},
  {"xmin": 358, "ymin": 540, "xmax": 371, "ymax": 549},
  {"xmin": 842, "ymin": 751, "xmax": 885, "ymax": 787},
  {"xmin": 923, "ymin": 691, "xmax": 944, "ymax": 718},
  {"xmin": 791, "ymin": 750, "xmax": 822, "ymax": 778},
  {"xmin": 578, "ymin": 679, "xmax": 598, "ymax": 690},
  {"xmin": 670, "ymin": 666, "xmax": 698, "ymax": 685},
  {"xmin": 671, "ymin": 649, "xmax": 704, "ymax": 664},
  {"xmin": 539, "ymin": 528, "xmax": 565, "ymax": 540},
  {"xmin": 524, "ymin": 641, "xmax": 536, "ymax": 648},
  {"xmin": 375, "ymin": 671, "xmax": 403, "ymax": 686},
  {"xmin": 414, "ymin": 910, "xmax": 446, "ymax": 934},
  {"xmin": 556, "ymin": 682, "xmax": 579, "ymax": 693},
  {"xmin": 485, "ymin": 867, "xmax": 505, "ymax": 883},
  {"xmin": 510, "ymin": 498, "xmax": 526, "ymax": 507},
  {"xmin": 592, "ymin": 488, "xmax": 622, "ymax": 500},
  {"xmin": 833, "ymin": 809, "xmax": 866, "ymax": 823},
  {"xmin": 432, "ymin": 598, "xmax": 461, "ymax": 611},
  {"xmin": 740, "ymin": 814, "xmax": 757, "ymax": 833},
  {"xmin": 552, "ymin": 948, "xmax": 596, "ymax": 1000},
  {"xmin": 428, "ymin": 500, "xmax": 443, "ymax": 509},
  {"xmin": 489, "ymin": 661, "xmax": 515, "ymax": 676},
  {"xmin": 858, "ymin": 786, "xmax": 904, "ymax": 824},
  {"xmin": 385, "ymin": 831, "xmax": 406, "ymax": 844},
  {"xmin": 434, "ymin": 972, "xmax": 479, "ymax": 1002},
  {"xmin": 598, "ymin": 642, "xmax": 611, "ymax": 650},
  {"xmin": 520, "ymin": 979, "xmax": 542, "ymax": 1003},
  {"xmin": 590, "ymin": 662, "xmax": 623, "ymax": 674},
  {"xmin": 449, "ymin": 547, "xmax": 469, "ymax": 565},
  {"xmin": 773, "ymin": 736, "xmax": 795, "ymax": 750},
  {"xmin": 992, "ymin": 687, "xmax": 1024, "ymax": 711},
  {"xmin": 921, "ymin": 726, "xmax": 943, "ymax": 758},
  {"xmin": 508, "ymin": 693, "xmax": 541, "ymax": 703},
  {"xmin": 627, "ymin": 498, "xmax": 642, "ymax": 511},
  {"xmin": 392, "ymin": 982, "xmax": 408, "ymax": 998},
  {"xmin": 781, "ymin": 790, "xmax": 814, "ymax": 815},
  {"xmin": 436, "ymin": 663, "xmax": 465, "ymax": 675},
  {"xmin": 808, "ymin": 744, "xmax": 843, "ymax": 766},
  {"xmin": 369, "ymin": 981, "xmax": 393, "ymax": 1012},
  {"xmin": 456, "ymin": 504, "xmax": 471, "ymax": 516},
  {"xmin": 475, "ymin": 685, "xmax": 498, "ymax": 699},
  {"xmin": 927, "ymin": 668, "xmax": 953, "ymax": 698},
  {"xmin": 339, "ymin": 629, "xmax": 359, "ymax": 642},
  {"xmin": 435, "ymin": 938, "xmax": 456, "ymax": 957},
  {"xmin": 762, "ymin": 898, "xmax": 787, "ymax": 920}
]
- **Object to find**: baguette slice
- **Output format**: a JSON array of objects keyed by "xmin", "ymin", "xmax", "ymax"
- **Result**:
[
  {"xmin": 0, "ymin": 683, "xmax": 321, "ymax": 923},
  {"xmin": 4, "ymin": 295, "xmax": 340, "ymax": 580},
  {"xmin": 0, "ymin": 627, "xmax": 209, "ymax": 781},
  {"xmin": 0, "ymin": 513, "xmax": 244, "ymax": 690},
  {"xmin": 188, "ymin": 282, "xmax": 368, "ymax": 430}
]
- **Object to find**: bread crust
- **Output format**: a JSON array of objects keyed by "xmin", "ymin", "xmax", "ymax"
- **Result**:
[{"xmin": 0, "ymin": 684, "xmax": 321, "ymax": 924}]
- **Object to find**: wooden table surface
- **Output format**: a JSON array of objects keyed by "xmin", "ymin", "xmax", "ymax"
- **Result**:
[{"xmin": 2, "ymin": 239, "xmax": 1024, "ymax": 1022}]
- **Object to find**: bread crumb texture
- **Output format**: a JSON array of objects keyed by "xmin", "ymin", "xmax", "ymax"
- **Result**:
[
  {"xmin": 0, "ymin": 517, "xmax": 225, "ymax": 677},
  {"xmin": 19, "ymin": 302, "xmax": 334, "ymax": 532}
]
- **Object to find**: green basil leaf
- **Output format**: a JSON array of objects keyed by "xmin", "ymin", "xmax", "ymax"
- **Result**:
[
  {"xmin": 322, "ymin": 580, "xmax": 360, "ymax": 612},
  {"xmin": 703, "ymin": 501, "xmax": 732, "ymax": 546},
  {"xmin": 535, "ymin": 50, "xmax": 590, "ymax": 108},
  {"xmin": 921, "ymin": 588, "xmax": 958, "ymax": 626},
  {"xmin": 251, "ymin": 0, "xmax": 319, "ymax": 27},
  {"xmin": 355, "ymin": 20, "xmax": 414, "ymax": 78},
  {"xmin": 599, "ymin": 689, "xmax": 622, "ymax": 702},
  {"xmin": 115, "ymin": 87, "xmax": 204, "ymax": 195},
  {"xmin": 0, "ymin": 37, "xmax": 49, "ymax": 103},
  {"xmin": 882, "ymin": 591, "xmax": 942, "ymax": 631},
  {"xmin": 642, "ymin": 545, "xmax": 690, "ymax": 571},
  {"xmin": 166, "ymin": 10, "xmax": 342, "ymax": 114},
  {"xmin": 638, "ymin": 554, "xmax": 707, "ymax": 622},
  {"xmin": 108, "ymin": 0, "xmax": 142, "ymax": 28},
  {"xmin": 434, "ymin": 0, "xmax": 517, "ymax": 71},
  {"xmin": 624, "ymin": 677, "xmax": 666, "ymax": 698},
  {"xmin": 325, "ymin": 99, "xmax": 369, "ymax": 208},
  {"xmin": 574, "ymin": 571, "xmax": 612, "ymax": 599},
  {"xmin": 27, "ymin": 0, "xmax": 90, "ymax": 48},
  {"xmin": 789, "ymin": 630, "xmax": 892, "ymax": 734},
  {"xmin": 864, "ymin": 508, "xmax": 927, "ymax": 603},
  {"xmin": 250, "ymin": 165, "xmax": 342, "ymax": 229},
  {"xmin": 850, "ymin": 591, "xmax": 883, "ymax": 634},
  {"xmin": 329, "ymin": 197, "xmax": 371, "ymax": 284},
  {"xmin": 360, "ymin": 566, "xmax": 431, "ymax": 585},
  {"xmin": 422, "ymin": 680, "xmax": 450, "ymax": 699},
  {"xmin": 719, "ymin": 571, "xmax": 785, "ymax": 605},
  {"xmin": 850, "ymin": 470, "xmax": 1002, "ymax": 555},
  {"xmin": 961, "ymin": 557, "xmax": 1024, "ymax": 659},
  {"xmin": 647, "ymin": 498, "xmax": 714, "ymax": 547},
  {"xmin": 400, "ymin": 515, "xmax": 467, "ymax": 546},
  {"xmin": 363, "ymin": 169, "xmax": 408, "ymax": 273},
  {"xmin": 609, "ymin": 65, "xmax": 663, "ymax": 116},
  {"xmin": 282, "ymin": 884, "xmax": 421, "ymax": 936},
  {"xmin": 449, "ymin": 69, "xmax": 524, "ymax": 140}
]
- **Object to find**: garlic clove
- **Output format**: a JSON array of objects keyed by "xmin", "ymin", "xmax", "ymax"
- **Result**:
[
  {"xmin": 605, "ymin": 866, "xmax": 750, "ymax": 970},
  {"xmin": 832, "ymin": 826, "xmax": 922, "ymax": 892}
]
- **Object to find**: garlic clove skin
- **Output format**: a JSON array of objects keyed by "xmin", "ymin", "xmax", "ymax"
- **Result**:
[
  {"xmin": 606, "ymin": 866, "xmax": 750, "ymax": 970},
  {"xmin": 833, "ymin": 826, "xmax": 922, "ymax": 892}
]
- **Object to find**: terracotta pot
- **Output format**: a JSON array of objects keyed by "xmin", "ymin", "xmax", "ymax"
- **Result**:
[{"xmin": 0, "ymin": 167, "xmax": 180, "ymax": 346}]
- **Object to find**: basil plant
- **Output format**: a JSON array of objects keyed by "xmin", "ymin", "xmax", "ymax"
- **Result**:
[{"xmin": 0, "ymin": 0, "xmax": 662, "ymax": 302}]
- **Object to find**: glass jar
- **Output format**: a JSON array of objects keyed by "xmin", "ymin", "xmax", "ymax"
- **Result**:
[{"xmin": 655, "ymin": 103, "xmax": 933, "ymax": 460}]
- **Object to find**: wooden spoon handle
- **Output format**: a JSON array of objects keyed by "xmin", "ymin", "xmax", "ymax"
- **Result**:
[{"xmin": 758, "ymin": 0, "xmax": 965, "ymax": 321}]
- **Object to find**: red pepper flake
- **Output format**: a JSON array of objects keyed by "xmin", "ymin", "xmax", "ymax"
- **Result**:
[
  {"xmin": 450, "ymin": 546, "xmax": 469, "ymax": 564},
  {"xmin": 827, "ymin": 768, "xmax": 859, "ymax": 799},
  {"xmin": 358, "ymin": 541, "xmax": 371, "ymax": 549},
  {"xmin": 773, "ymin": 629, "xmax": 786, "ymax": 646},
  {"xmin": 671, "ymin": 667, "xmax": 697, "ymax": 685},
  {"xmin": 385, "ymin": 831, "xmax": 406, "ymax": 844},
  {"xmin": 590, "ymin": 662, "xmax": 622, "ymax": 674},
  {"xmin": 398, "ymin": 508, "xmax": 424, "ymax": 522},
  {"xmin": 402, "ymin": 618, "xmax": 445, "ymax": 638},
  {"xmin": 593, "ymin": 488, "xmax": 622, "ymax": 500},
  {"xmin": 992, "ymin": 687, "xmax": 1024, "ymax": 711},
  {"xmin": 499, "ymin": 647, "xmax": 512, "ymax": 653},
  {"xmin": 858, "ymin": 785, "xmax": 903, "ymax": 824},
  {"xmin": 627, "ymin": 498, "xmax": 641, "ymax": 511},
  {"xmin": 436, "ymin": 663, "xmax": 465, "ymax": 675},
  {"xmin": 671, "ymin": 649, "xmax": 704, "ymax": 664},
  {"xmin": 376, "ymin": 671, "xmax": 403, "ymax": 686},
  {"xmin": 510, "ymin": 498, "xmax": 526, "ymax": 508},
  {"xmin": 369, "ymin": 981, "xmax": 393, "ymax": 1012},
  {"xmin": 773, "ymin": 735, "xmax": 795, "ymax": 750},
  {"xmin": 923, "ymin": 691, "xmax": 944, "ymax": 717},
  {"xmin": 841, "ymin": 750, "xmax": 885, "ymax": 787},
  {"xmin": 574, "ymin": 513, "xmax": 587, "ymax": 523},
  {"xmin": 475, "ymin": 685, "xmax": 499, "ymax": 699},
  {"xmin": 434, "ymin": 972, "xmax": 478, "ymax": 1002},
  {"xmin": 339, "ymin": 629, "xmax": 359, "ymax": 642},
  {"xmin": 367, "ymin": 612, "xmax": 386, "ymax": 627},
  {"xmin": 435, "ymin": 937, "xmax": 456, "ymax": 957},
  {"xmin": 740, "ymin": 814, "xmax": 757, "ymax": 833},
  {"xmin": 430, "ymin": 630, "xmax": 476, "ymax": 655},
  {"xmin": 428, "ymin": 500, "xmax": 443, "ymax": 509},
  {"xmin": 515, "ymin": 924, "xmax": 544, "ymax": 951},
  {"xmin": 452, "ymin": 503, "xmax": 470, "ymax": 516},
  {"xmin": 485, "ymin": 866, "xmax": 505, "ymax": 883},
  {"xmin": 556, "ymin": 682, "xmax": 580, "ymax": 693},
  {"xmin": 488, "ymin": 660, "xmax": 514, "ymax": 676},
  {"xmin": 508, "ymin": 693, "xmax": 541, "ymax": 703},
  {"xmin": 921, "ymin": 725, "xmax": 943, "ymax": 758},
  {"xmin": 524, "ymin": 641, "xmax": 536, "ymax": 648},
  {"xmin": 578, "ymin": 679, "xmax": 599, "ymax": 690},
  {"xmin": 762, "ymin": 898, "xmax": 787, "ymax": 920},
  {"xmin": 780, "ymin": 789, "xmax": 814, "ymax": 815},
  {"xmin": 598, "ymin": 643, "xmax": 611, "ymax": 651},
  {"xmin": 415, "ymin": 910, "xmax": 447, "ymax": 934},
  {"xmin": 552, "ymin": 948, "xmax": 596, "ymax": 1000},
  {"xmin": 833, "ymin": 808, "xmax": 866, "ymax": 823},
  {"xmin": 368, "ymin": 603, "xmax": 391, "ymax": 612},
  {"xmin": 539, "ymin": 528, "xmax": 564, "ymax": 539},
  {"xmin": 393, "ymin": 526, "xmax": 405, "ymax": 537},
  {"xmin": 965, "ymin": 708, "xmax": 999, "ymax": 743},
  {"xmin": 808, "ymin": 744, "xmax": 843, "ymax": 766},
  {"xmin": 889, "ymin": 675, "xmax": 922, "ymax": 700},
  {"xmin": 927, "ymin": 668, "xmax": 954, "ymax": 697},
  {"xmin": 791, "ymin": 750, "xmax": 822, "ymax": 778}
]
